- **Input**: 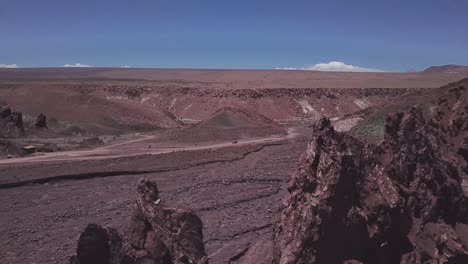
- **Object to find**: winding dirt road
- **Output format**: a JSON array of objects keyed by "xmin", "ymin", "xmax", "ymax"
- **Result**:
[{"xmin": 0, "ymin": 128, "xmax": 299, "ymax": 164}]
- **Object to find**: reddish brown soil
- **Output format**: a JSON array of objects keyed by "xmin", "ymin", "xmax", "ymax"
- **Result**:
[
  {"xmin": 1, "ymin": 67, "xmax": 468, "ymax": 89},
  {"xmin": 0, "ymin": 67, "xmax": 467, "ymax": 132},
  {"xmin": 1, "ymin": 68, "xmax": 468, "ymax": 264},
  {"xmin": 0, "ymin": 133, "xmax": 310, "ymax": 264},
  {"xmin": 0, "ymin": 80, "xmax": 430, "ymax": 133},
  {"xmin": 0, "ymin": 84, "xmax": 180, "ymax": 129}
]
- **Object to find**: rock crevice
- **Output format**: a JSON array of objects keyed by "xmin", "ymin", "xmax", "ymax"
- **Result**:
[{"xmin": 274, "ymin": 83, "xmax": 468, "ymax": 264}]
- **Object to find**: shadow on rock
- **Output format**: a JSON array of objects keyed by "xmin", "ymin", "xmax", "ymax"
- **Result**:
[
  {"xmin": 274, "ymin": 82, "xmax": 468, "ymax": 264},
  {"xmin": 69, "ymin": 178, "xmax": 208, "ymax": 264}
]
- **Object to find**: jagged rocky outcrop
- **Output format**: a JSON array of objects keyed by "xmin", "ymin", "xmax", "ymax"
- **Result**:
[
  {"xmin": 0, "ymin": 104, "xmax": 12, "ymax": 118},
  {"xmin": 274, "ymin": 83, "xmax": 468, "ymax": 263},
  {"xmin": 434, "ymin": 82, "xmax": 468, "ymax": 163},
  {"xmin": 0, "ymin": 104, "xmax": 24, "ymax": 137},
  {"xmin": 69, "ymin": 178, "xmax": 208, "ymax": 264},
  {"xmin": 34, "ymin": 113, "xmax": 47, "ymax": 128}
]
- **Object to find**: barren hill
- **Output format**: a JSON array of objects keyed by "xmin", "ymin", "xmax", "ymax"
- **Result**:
[
  {"xmin": 1, "ymin": 68, "xmax": 467, "ymax": 135},
  {"xmin": 197, "ymin": 107, "xmax": 277, "ymax": 128}
]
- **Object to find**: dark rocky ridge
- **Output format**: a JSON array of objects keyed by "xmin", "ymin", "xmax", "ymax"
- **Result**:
[{"xmin": 273, "ymin": 82, "xmax": 468, "ymax": 263}]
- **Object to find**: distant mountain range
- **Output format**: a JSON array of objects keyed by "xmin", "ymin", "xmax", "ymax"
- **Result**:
[{"xmin": 423, "ymin": 64, "xmax": 468, "ymax": 73}]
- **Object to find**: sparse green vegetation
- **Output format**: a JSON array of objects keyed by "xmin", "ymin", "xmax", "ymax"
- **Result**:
[
  {"xmin": 350, "ymin": 103, "xmax": 413, "ymax": 141},
  {"xmin": 351, "ymin": 100, "xmax": 435, "ymax": 142}
]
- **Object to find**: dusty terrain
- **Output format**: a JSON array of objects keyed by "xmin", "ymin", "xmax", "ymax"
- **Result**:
[
  {"xmin": 2, "ymin": 66, "xmax": 468, "ymax": 88},
  {"xmin": 0, "ymin": 67, "xmax": 467, "ymax": 264},
  {"xmin": 0, "ymin": 130, "xmax": 309, "ymax": 264}
]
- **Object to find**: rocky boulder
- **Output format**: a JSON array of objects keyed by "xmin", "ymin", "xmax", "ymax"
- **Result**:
[
  {"xmin": 0, "ymin": 105, "xmax": 12, "ymax": 118},
  {"xmin": 69, "ymin": 178, "xmax": 208, "ymax": 264},
  {"xmin": 0, "ymin": 105, "xmax": 24, "ymax": 136},
  {"xmin": 127, "ymin": 179, "xmax": 208, "ymax": 264},
  {"xmin": 8, "ymin": 111, "xmax": 24, "ymax": 131},
  {"xmin": 69, "ymin": 224, "xmax": 123, "ymax": 264},
  {"xmin": 34, "ymin": 113, "xmax": 47, "ymax": 128}
]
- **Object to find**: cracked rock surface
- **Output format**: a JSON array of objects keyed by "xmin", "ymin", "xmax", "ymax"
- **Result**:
[{"xmin": 274, "ymin": 81, "xmax": 468, "ymax": 264}]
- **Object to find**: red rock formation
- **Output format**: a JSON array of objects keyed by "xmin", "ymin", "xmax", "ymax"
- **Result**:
[
  {"xmin": 69, "ymin": 178, "xmax": 208, "ymax": 264},
  {"xmin": 0, "ymin": 105, "xmax": 24, "ymax": 137},
  {"xmin": 126, "ymin": 179, "xmax": 208, "ymax": 264},
  {"xmin": 274, "ymin": 82, "xmax": 468, "ymax": 263},
  {"xmin": 433, "ymin": 82, "xmax": 468, "ymax": 163}
]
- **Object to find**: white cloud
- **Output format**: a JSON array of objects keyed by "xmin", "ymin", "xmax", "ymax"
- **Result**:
[
  {"xmin": 275, "ymin": 67, "xmax": 297, "ymax": 70},
  {"xmin": 120, "ymin": 65, "xmax": 131, "ymax": 68},
  {"xmin": 305, "ymin": 61, "xmax": 383, "ymax": 72},
  {"xmin": 0, "ymin": 64, "xmax": 19, "ymax": 68},
  {"xmin": 276, "ymin": 61, "xmax": 384, "ymax": 72},
  {"xmin": 63, "ymin": 63, "xmax": 94, "ymax": 68}
]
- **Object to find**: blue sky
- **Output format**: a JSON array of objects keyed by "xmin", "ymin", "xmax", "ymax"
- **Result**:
[{"xmin": 1, "ymin": 0, "xmax": 467, "ymax": 71}]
